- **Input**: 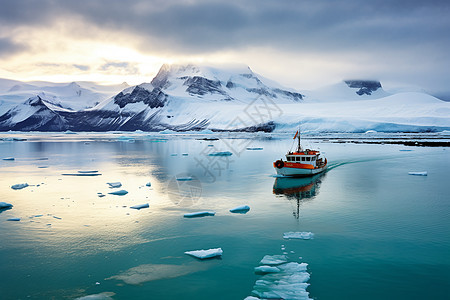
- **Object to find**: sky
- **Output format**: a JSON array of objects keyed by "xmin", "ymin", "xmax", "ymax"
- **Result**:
[{"xmin": 0, "ymin": 0, "xmax": 449, "ymax": 98}]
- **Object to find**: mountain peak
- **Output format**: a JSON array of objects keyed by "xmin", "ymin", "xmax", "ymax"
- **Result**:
[{"xmin": 344, "ymin": 80, "xmax": 382, "ymax": 96}]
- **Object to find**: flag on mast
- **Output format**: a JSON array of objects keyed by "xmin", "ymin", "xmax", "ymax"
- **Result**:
[{"xmin": 293, "ymin": 131, "xmax": 298, "ymax": 140}]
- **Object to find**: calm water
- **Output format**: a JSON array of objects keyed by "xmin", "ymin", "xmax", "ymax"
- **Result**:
[{"xmin": 0, "ymin": 133, "xmax": 449, "ymax": 299}]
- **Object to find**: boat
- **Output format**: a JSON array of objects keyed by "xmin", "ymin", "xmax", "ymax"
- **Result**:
[{"xmin": 273, "ymin": 130, "xmax": 327, "ymax": 177}]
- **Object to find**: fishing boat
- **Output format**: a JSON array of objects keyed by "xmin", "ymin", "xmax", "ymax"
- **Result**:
[{"xmin": 273, "ymin": 130, "xmax": 327, "ymax": 177}]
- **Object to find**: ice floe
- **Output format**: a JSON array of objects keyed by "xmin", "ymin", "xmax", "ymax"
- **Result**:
[
  {"xmin": 185, "ymin": 248, "xmax": 223, "ymax": 259},
  {"xmin": 7, "ymin": 218, "xmax": 21, "ymax": 221},
  {"xmin": 176, "ymin": 176, "xmax": 193, "ymax": 181},
  {"xmin": 108, "ymin": 190, "xmax": 128, "ymax": 196},
  {"xmin": 106, "ymin": 263, "xmax": 207, "ymax": 285},
  {"xmin": 254, "ymin": 266, "xmax": 281, "ymax": 274},
  {"xmin": 229, "ymin": 205, "xmax": 250, "ymax": 213},
  {"xmin": 0, "ymin": 202, "xmax": 13, "ymax": 209},
  {"xmin": 11, "ymin": 183, "xmax": 29, "ymax": 190},
  {"xmin": 260, "ymin": 255, "xmax": 288, "ymax": 266},
  {"xmin": 246, "ymin": 147, "xmax": 263, "ymax": 150},
  {"xmin": 283, "ymin": 232, "xmax": 314, "ymax": 240},
  {"xmin": 208, "ymin": 151, "xmax": 232, "ymax": 156},
  {"xmin": 130, "ymin": 203, "xmax": 149, "ymax": 210},
  {"xmin": 62, "ymin": 173, "xmax": 102, "ymax": 176},
  {"xmin": 78, "ymin": 170, "xmax": 99, "ymax": 174},
  {"xmin": 75, "ymin": 292, "xmax": 115, "ymax": 300},
  {"xmin": 2, "ymin": 157, "xmax": 14, "ymax": 161},
  {"xmin": 107, "ymin": 182, "xmax": 122, "ymax": 188},
  {"xmin": 184, "ymin": 211, "xmax": 216, "ymax": 218},
  {"xmin": 249, "ymin": 260, "xmax": 311, "ymax": 300},
  {"xmin": 408, "ymin": 171, "xmax": 428, "ymax": 176},
  {"xmin": 146, "ymin": 182, "xmax": 151, "ymax": 187}
]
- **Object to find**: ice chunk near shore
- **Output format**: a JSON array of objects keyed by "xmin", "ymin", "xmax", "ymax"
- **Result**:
[
  {"xmin": 408, "ymin": 171, "xmax": 427, "ymax": 176},
  {"xmin": 2, "ymin": 157, "xmax": 14, "ymax": 161},
  {"xmin": 108, "ymin": 190, "xmax": 128, "ymax": 196},
  {"xmin": 184, "ymin": 211, "xmax": 215, "ymax": 218},
  {"xmin": 185, "ymin": 248, "xmax": 223, "ymax": 259},
  {"xmin": 75, "ymin": 292, "xmax": 115, "ymax": 300},
  {"xmin": 107, "ymin": 182, "xmax": 122, "ymax": 188},
  {"xmin": 230, "ymin": 205, "xmax": 250, "ymax": 213},
  {"xmin": 11, "ymin": 183, "xmax": 29, "ymax": 190},
  {"xmin": 208, "ymin": 151, "xmax": 232, "ymax": 156},
  {"xmin": 260, "ymin": 255, "xmax": 288, "ymax": 265},
  {"xmin": 0, "ymin": 202, "xmax": 13, "ymax": 209},
  {"xmin": 283, "ymin": 232, "xmax": 314, "ymax": 240},
  {"xmin": 130, "ymin": 203, "xmax": 149, "ymax": 210}
]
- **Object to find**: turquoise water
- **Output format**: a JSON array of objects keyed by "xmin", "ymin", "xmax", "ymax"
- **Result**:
[{"xmin": 0, "ymin": 133, "xmax": 449, "ymax": 299}]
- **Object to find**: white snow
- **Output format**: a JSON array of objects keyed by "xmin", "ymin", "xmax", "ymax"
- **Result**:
[
  {"xmin": 107, "ymin": 182, "xmax": 122, "ymax": 188},
  {"xmin": 130, "ymin": 203, "xmax": 149, "ymax": 210},
  {"xmin": 408, "ymin": 171, "xmax": 428, "ymax": 176},
  {"xmin": 108, "ymin": 190, "xmax": 128, "ymax": 196},
  {"xmin": 185, "ymin": 248, "xmax": 223, "ymax": 259},
  {"xmin": 11, "ymin": 183, "xmax": 29, "ymax": 190},
  {"xmin": 229, "ymin": 205, "xmax": 250, "ymax": 213},
  {"xmin": 259, "ymin": 255, "xmax": 288, "ymax": 265},
  {"xmin": 283, "ymin": 232, "xmax": 314, "ymax": 240},
  {"xmin": 184, "ymin": 211, "xmax": 216, "ymax": 218}
]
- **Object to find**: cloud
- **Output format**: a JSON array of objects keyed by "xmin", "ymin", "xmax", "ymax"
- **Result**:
[
  {"xmin": 73, "ymin": 64, "xmax": 90, "ymax": 71},
  {"xmin": 0, "ymin": 37, "xmax": 27, "ymax": 57},
  {"xmin": 99, "ymin": 61, "xmax": 139, "ymax": 75}
]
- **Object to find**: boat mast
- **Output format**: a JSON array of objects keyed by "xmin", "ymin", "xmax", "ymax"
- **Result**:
[{"xmin": 297, "ymin": 129, "xmax": 302, "ymax": 152}]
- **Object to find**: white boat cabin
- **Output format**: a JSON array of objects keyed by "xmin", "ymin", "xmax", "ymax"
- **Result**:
[{"xmin": 285, "ymin": 150, "xmax": 323, "ymax": 168}]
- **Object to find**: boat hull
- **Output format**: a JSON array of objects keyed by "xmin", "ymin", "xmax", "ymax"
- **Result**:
[{"xmin": 274, "ymin": 164, "xmax": 327, "ymax": 177}]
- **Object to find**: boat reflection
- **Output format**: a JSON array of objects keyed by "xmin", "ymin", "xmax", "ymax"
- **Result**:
[{"xmin": 273, "ymin": 173, "xmax": 326, "ymax": 219}]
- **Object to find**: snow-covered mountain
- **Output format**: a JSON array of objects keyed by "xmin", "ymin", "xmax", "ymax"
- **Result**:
[{"xmin": 0, "ymin": 64, "xmax": 449, "ymax": 133}]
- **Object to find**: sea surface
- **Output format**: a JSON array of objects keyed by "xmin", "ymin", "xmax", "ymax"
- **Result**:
[{"xmin": 1, "ymin": 132, "xmax": 449, "ymax": 299}]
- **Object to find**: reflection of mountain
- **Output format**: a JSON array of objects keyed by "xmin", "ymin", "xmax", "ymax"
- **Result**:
[{"xmin": 273, "ymin": 173, "xmax": 325, "ymax": 219}]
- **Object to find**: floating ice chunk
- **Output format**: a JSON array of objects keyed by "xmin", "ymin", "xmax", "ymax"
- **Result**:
[
  {"xmin": 184, "ymin": 211, "xmax": 216, "ymax": 218},
  {"xmin": 107, "ymin": 182, "xmax": 122, "ymax": 188},
  {"xmin": 75, "ymin": 292, "xmax": 115, "ymax": 300},
  {"xmin": 146, "ymin": 182, "xmax": 151, "ymax": 187},
  {"xmin": 38, "ymin": 166, "xmax": 49, "ymax": 168},
  {"xmin": 246, "ymin": 147, "xmax": 263, "ymax": 150},
  {"xmin": 185, "ymin": 248, "xmax": 223, "ymax": 259},
  {"xmin": 208, "ymin": 151, "xmax": 232, "ymax": 156},
  {"xmin": 283, "ymin": 232, "xmax": 314, "ymax": 240},
  {"xmin": 254, "ymin": 266, "xmax": 281, "ymax": 274},
  {"xmin": 170, "ymin": 154, "xmax": 178, "ymax": 156},
  {"xmin": 244, "ymin": 297, "xmax": 260, "ymax": 300},
  {"xmin": 78, "ymin": 170, "xmax": 99, "ymax": 173},
  {"xmin": 130, "ymin": 203, "xmax": 149, "ymax": 210},
  {"xmin": 182, "ymin": 153, "xmax": 189, "ymax": 156},
  {"xmin": 64, "ymin": 130, "xmax": 76, "ymax": 134},
  {"xmin": 53, "ymin": 216, "xmax": 62, "ymax": 220},
  {"xmin": 62, "ymin": 173, "xmax": 102, "ymax": 176},
  {"xmin": 0, "ymin": 202, "xmax": 13, "ymax": 209},
  {"xmin": 229, "ymin": 205, "xmax": 250, "ymax": 213},
  {"xmin": 399, "ymin": 149, "xmax": 413, "ymax": 151},
  {"xmin": 259, "ymin": 255, "xmax": 288, "ymax": 265},
  {"xmin": 2, "ymin": 157, "xmax": 14, "ymax": 161},
  {"xmin": 7, "ymin": 218, "xmax": 21, "ymax": 221},
  {"xmin": 176, "ymin": 176, "xmax": 193, "ymax": 181},
  {"xmin": 108, "ymin": 190, "xmax": 128, "ymax": 196},
  {"xmin": 408, "ymin": 171, "xmax": 427, "ymax": 176},
  {"xmin": 11, "ymin": 183, "xmax": 29, "ymax": 190}
]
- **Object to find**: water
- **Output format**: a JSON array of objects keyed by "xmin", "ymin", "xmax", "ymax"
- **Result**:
[{"xmin": 1, "ymin": 132, "xmax": 449, "ymax": 299}]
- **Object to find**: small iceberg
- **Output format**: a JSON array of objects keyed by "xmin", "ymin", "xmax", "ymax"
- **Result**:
[
  {"xmin": 146, "ymin": 182, "xmax": 151, "ymax": 187},
  {"xmin": 7, "ymin": 218, "xmax": 21, "ymax": 221},
  {"xmin": 185, "ymin": 248, "xmax": 223, "ymax": 259},
  {"xmin": 184, "ymin": 211, "xmax": 216, "ymax": 218},
  {"xmin": 283, "ymin": 232, "xmax": 314, "ymax": 240},
  {"xmin": 208, "ymin": 151, "xmax": 232, "ymax": 156},
  {"xmin": 259, "ymin": 255, "xmax": 288, "ymax": 266},
  {"xmin": 75, "ymin": 292, "xmax": 115, "ymax": 300},
  {"xmin": 408, "ymin": 171, "xmax": 427, "ymax": 176},
  {"xmin": 2, "ymin": 157, "xmax": 15, "ymax": 161},
  {"xmin": 182, "ymin": 153, "xmax": 189, "ymax": 156},
  {"xmin": 130, "ymin": 203, "xmax": 149, "ymax": 210},
  {"xmin": 254, "ymin": 266, "xmax": 281, "ymax": 274},
  {"xmin": 11, "ymin": 183, "xmax": 29, "ymax": 190},
  {"xmin": 176, "ymin": 176, "xmax": 193, "ymax": 181},
  {"xmin": 107, "ymin": 182, "xmax": 122, "ymax": 188},
  {"xmin": 170, "ymin": 154, "xmax": 178, "ymax": 156},
  {"xmin": 78, "ymin": 170, "xmax": 99, "ymax": 174},
  {"xmin": 64, "ymin": 130, "xmax": 77, "ymax": 134},
  {"xmin": 0, "ymin": 202, "xmax": 13, "ymax": 209},
  {"xmin": 108, "ymin": 190, "xmax": 128, "ymax": 196},
  {"xmin": 62, "ymin": 173, "xmax": 102, "ymax": 176},
  {"xmin": 229, "ymin": 205, "xmax": 250, "ymax": 213},
  {"xmin": 246, "ymin": 147, "xmax": 263, "ymax": 150}
]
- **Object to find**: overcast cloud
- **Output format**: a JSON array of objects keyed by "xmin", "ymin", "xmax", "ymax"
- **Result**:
[{"xmin": 0, "ymin": 0, "xmax": 449, "ymax": 96}]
